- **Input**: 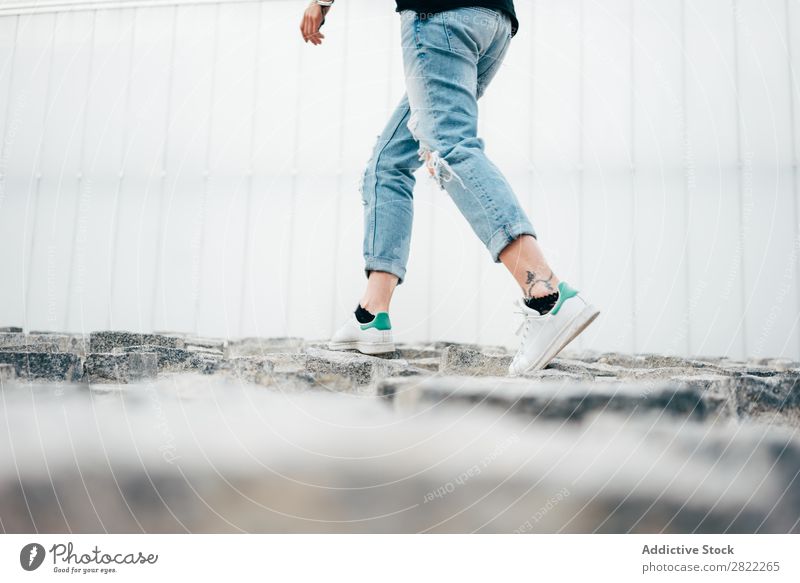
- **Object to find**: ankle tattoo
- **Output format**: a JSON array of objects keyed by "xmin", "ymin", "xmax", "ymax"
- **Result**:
[{"xmin": 525, "ymin": 269, "xmax": 555, "ymax": 298}]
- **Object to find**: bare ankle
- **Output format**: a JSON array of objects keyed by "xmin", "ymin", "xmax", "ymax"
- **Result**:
[{"xmin": 359, "ymin": 299, "xmax": 389, "ymax": 314}]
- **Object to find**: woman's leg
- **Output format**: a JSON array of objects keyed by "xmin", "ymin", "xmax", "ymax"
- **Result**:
[
  {"xmin": 359, "ymin": 93, "xmax": 423, "ymax": 312},
  {"xmin": 399, "ymin": 9, "xmax": 538, "ymax": 271}
]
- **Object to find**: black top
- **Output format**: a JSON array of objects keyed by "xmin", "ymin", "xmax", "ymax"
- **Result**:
[{"xmin": 395, "ymin": 0, "xmax": 519, "ymax": 37}]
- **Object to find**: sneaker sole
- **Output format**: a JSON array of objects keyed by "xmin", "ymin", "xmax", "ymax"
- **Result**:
[
  {"xmin": 515, "ymin": 303, "xmax": 600, "ymax": 376},
  {"xmin": 326, "ymin": 341, "xmax": 396, "ymax": 355}
]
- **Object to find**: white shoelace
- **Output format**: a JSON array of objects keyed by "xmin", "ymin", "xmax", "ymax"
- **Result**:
[
  {"xmin": 510, "ymin": 302, "xmax": 535, "ymax": 367},
  {"xmin": 512, "ymin": 299, "xmax": 541, "ymax": 336}
]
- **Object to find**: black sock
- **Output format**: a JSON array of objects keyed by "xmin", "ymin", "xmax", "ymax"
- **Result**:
[
  {"xmin": 524, "ymin": 292, "xmax": 559, "ymax": 315},
  {"xmin": 355, "ymin": 304, "xmax": 375, "ymax": 323}
]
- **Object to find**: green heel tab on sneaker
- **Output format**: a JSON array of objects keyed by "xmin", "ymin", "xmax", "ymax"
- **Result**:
[
  {"xmin": 550, "ymin": 281, "xmax": 579, "ymax": 315},
  {"xmin": 360, "ymin": 312, "xmax": 392, "ymax": 331}
]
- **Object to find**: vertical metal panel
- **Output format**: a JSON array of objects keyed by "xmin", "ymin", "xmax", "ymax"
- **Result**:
[
  {"xmin": 63, "ymin": 10, "xmax": 97, "ymax": 333},
  {"xmin": 685, "ymin": 0, "xmax": 746, "ymax": 359},
  {"xmin": 0, "ymin": 16, "xmax": 20, "ymax": 189},
  {"xmin": 629, "ymin": 0, "xmax": 637, "ymax": 352},
  {"xmin": 632, "ymin": 0, "xmax": 688, "ymax": 355},
  {"xmin": 147, "ymin": 5, "xmax": 178, "ymax": 332},
  {"xmin": 681, "ymin": 0, "xmax": 693, "ymax": 355},
  {"xmin": 155, "ymin": 2, "xmax": 216, "ymax": 334},
  {"xmin": 579, "ymin": 0, "xmax": 636, "ymax": 354},
  {"xmin": 246, "ymin": 0, "xmax": 301, "ymax": 339},
  {"xmin": 68, "ymin": 8, "xmax": 136, "ymax": 334},
  {"xmin": 107, "ymin": 5, "xmax": 173, "ymax": 332},
  {"xmin": 737, "ymin": 0, "xmax": 799, "ymax": 359},
  {"xmin": 197, "ymin": 1, "xmax": 258, "ymax": 338},
  {"xmin": 192, "ymin": 2, "xmax": 220, "ymax": 335},
  {"xmin": 27, "ymin": 11, "xmax": 94, "ymax": 333},
  {"xmin": 0, "ymin": 15, "xmax": 21, "ymax": 327},
  {"xmin": 731, "ymin": 0, "xmax": 749, "ymax": 357},
  {"xmin": 12, "ymin": 13, "xmax": 57, "ymax": 331},
  {"xmin": 328, "ymin": 2, "xmax": 351, "ymax": 334},
  {"xmin": 105, "ymin": 7, "xmax": 137, "ymax": 329},
  {"xmin": 788, "ymin": 0, "xmax": 800, "ymax": 356},
  {"xmin": 237, "ymin": 0, "xmax": 262, "ymax": 337}
]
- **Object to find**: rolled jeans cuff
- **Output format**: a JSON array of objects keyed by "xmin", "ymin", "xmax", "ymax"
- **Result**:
[
  {"xmin": 364, "ymin": 255, "xmax": 407, "ymax": 286},
  {"xmin": 488, "ymin": 222, "xmax": 538, "ymax": 263}
]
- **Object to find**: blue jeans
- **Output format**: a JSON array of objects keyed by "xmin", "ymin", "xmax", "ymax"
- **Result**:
[{"xmin": 360, "ymin": 7, "xmax": 537, "ymax": 285}]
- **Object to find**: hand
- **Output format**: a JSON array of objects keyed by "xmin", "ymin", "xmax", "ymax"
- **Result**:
[{"xmin": 300, "ymin": 1, "xmax": 329, "ymax": 45}]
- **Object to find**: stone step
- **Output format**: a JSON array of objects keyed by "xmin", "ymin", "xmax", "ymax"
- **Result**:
[
  {"xmin": 0, "ymin": 379, "xmax": 796, "ymax": 533},
  {"xmin": 378, "ymin": 374, "xmax": 735, "ymax": 423}
]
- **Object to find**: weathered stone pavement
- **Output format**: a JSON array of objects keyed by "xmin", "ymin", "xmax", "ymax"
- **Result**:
[{"xmin": 0, "ymin": 330, "xmax": 798, "ymax": 533}]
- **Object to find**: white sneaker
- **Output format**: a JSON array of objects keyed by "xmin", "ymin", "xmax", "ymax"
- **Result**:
[
  {"xmin": 327, "ymin": 311, "xmax": 395, "ymax": 355},
  {"xmin": 508, "ymin": 281, "xmax": 600, "ymax": 376}
]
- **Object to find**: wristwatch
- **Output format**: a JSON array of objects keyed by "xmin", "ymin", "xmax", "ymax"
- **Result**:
[{"xmin": 316, "ymin": 0, "xmax": 334, "ymax": 27}]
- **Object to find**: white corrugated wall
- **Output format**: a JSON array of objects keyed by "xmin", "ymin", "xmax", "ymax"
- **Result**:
[{"xmin": 0, "ymin": 0, "xmax": 798, "ymax": 359}]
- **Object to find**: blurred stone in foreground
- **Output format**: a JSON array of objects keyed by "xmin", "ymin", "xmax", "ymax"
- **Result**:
[{"xmin": 0, "ymin": 330, "xmax": 798, "ymax": 533}]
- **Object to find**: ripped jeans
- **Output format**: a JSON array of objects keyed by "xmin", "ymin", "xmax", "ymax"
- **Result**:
[{"xmin": 360, "ymin": 6, "xmax": 536, "ymax": 285}]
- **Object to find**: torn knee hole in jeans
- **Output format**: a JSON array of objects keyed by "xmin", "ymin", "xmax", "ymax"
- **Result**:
[
  {"xmin": 407, "ymin": 111, "xmax": 465, "ymax": 190},
  {"xmin": 418, "ymin": 147, "xmax": 464, "ymax": 189}
]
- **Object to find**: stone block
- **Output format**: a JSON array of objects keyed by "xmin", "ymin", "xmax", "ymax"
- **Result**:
[
  {"xmin": 0, "ymin": 352, "xmax": 82, "ymax": 381},
  {"xmin": 262, "ymin": 353, "xmax": 308, "ymax": 373},
  {"xmin": 88, "ymin": 332, "xmax": 184, "ymax": 354},
  {"xmin": 1, "ymin": 332, "xmax": 88, "ymax": 355},
  {"xmin": 83, "ymin": 353, "xmax": 158, "ymax": 384},
  {"xmin": 183, "ymin": 336, "xmax": 226, "ymax": 354},
  {"xmin": 0, "ymin": 333, "xmax": 26, "ymax": 347},
  {"xmin": 439, "ymin": 345, "xmax": 512, "ymax": 376},
  {"xmin": 407, "ymin": 357, "xmax": 441, "ymax": 372},
  {"xmin": 732, "ymin": 373, "xmax": 800, "ymax": 426},
  {"xmin": 0, "ymin": 343, "xmax": 62, "ymax": 353},
  {"xmin": 216, "ymin": 357, "xmax": 276, "ymax": 384},
  {"xmin": 304, "ymin": 347, "xmax": 414, "ymax": 387},
  {"xmin": 26, "ymin": 333, "xmax": 88, "ymax": 355},
  {"xmin": 114, "ymin": 345, "xmax": 195, "ymax": 371},
  {"xmin": 394, "ymin": 345, "xmax": 443, "ymax": 360},
  {"xmin": 0, "ymin": 363, "xmax": 16, "ymax": 382},
  {"xmin": 227, "ymin": 337, "xmax": 304, "ymax": 357}
]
